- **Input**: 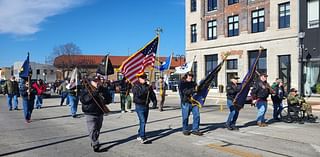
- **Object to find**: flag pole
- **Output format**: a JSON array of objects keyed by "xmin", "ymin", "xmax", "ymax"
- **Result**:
[
  {"xmin": 155, "ymin": 27, "xmax": 162, "ymax": 78},
  {"xmin": 27, "ymin": 52, "xmax": 31, "ymax": 100},
  {"xmin": 105, "ymin": 53, "xmax": 109, "ymax": 80}
]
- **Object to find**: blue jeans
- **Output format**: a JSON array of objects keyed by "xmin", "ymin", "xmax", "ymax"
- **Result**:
[
  {"xmin": 7, "ymin": 94, "xmax": 18, "ymax": 110},
  {"xmin": 22, "ymin": 97, "xmax": 34, "ymax": 120},
  {"xmin": 181, "ymin": 102, "xmax": 200, "ymax": 132},
  {"xmin": 273, "ymin": 102, "xmax": 283, "ymax": 119},
  {"xmin": 256, "ymin": 100, "xmax": 268, "ymax": 123},
  {"xmin": 60, "ymin": 92, "xmax": 69, "ymax": 105},
  {"xmin": 226, "ymin": 99, "xmax": 239, "ymax": 126},
  {"xmin": 135, "ymin": 104, "xmax": 149, "ymax": 139},
  {"xmin": 35, "ymin": 95, "xmax": 43, "ymax": 108},
  {"xmin": 110, "ymin": 90, "xmax": 115, "ymax": 103},
  {"xmin": 69, "ymin": 95, "xmax": 79, "ymax": 116}
]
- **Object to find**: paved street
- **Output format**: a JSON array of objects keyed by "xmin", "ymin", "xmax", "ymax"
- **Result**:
[{"xmin": 0, "ymin": 93, "xmax": 319, "ymax": 157}]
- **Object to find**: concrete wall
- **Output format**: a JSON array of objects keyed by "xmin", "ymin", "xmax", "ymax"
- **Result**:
[{"xmin": 13, "ymin": 62, "xmax": 57, "ymax": 83}]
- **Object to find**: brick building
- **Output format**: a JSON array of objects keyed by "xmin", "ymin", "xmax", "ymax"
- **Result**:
[
  {"xmin": 186, "ymin": 0, "xmax": 299, "ymax": 92},
  {"xmin": 54, "ymin": 55, "xmax": 185, "ymax": 82}
]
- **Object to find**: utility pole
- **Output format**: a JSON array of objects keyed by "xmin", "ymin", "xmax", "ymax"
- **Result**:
[{"xmin": 155, "ymin": 27, "xmax": 163, "ymax": 79}]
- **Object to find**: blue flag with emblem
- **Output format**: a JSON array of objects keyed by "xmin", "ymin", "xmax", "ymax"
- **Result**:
[
  {"xmin": 191, "ymin": 56, "xmax": 227, "ymax": 107},
  {"xmin": 233, "ymin": 48, "xmax": 263, "ymax": 110},
  {"xmin": 19, "ymin": 53, "xmax": 32, "ymax": 80},
  {"xmin": 155, "ymin": 54, "xmax": 172, "ymax": 71}
]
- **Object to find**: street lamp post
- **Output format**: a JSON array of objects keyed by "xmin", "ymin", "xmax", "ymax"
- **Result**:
[{"xmin": 298, "ymin": 32, "xmax": 305, "ymax": 96}]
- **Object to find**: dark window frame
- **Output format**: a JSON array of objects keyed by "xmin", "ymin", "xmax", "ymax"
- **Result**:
[
  {"xmin": 191, "ymin": 0, "xmax": 197, "ymax": 12},
  {"xmin": 207, "ymin": 20, "xmax": 217, "ymax": 40},
  {"xmin": 278, "ymin": 55, "xmax": 291, "ymax": 92},
  {"xmin": 208, "ymin": 0, "xmax": 218, "ymax": 12},
  {"xmin": 248, "ymin": 49, "xmax": 267, "ymax": 74},
  {"xmin": 205, "ymin": 54, "xmax": 218, "ymax": 87},
  {"xmin": 279, "ymin": 2, "xmax": 290, "ymax": 29},
  {"xmin": 228, "ymin": 0, "xmax": 239, "ymax": 5},
  {"xmin": 193, "ymin": 61, "xmax": 197, "ymax": 83},
  {"xmin": 227, "ymin": 59, "xmax": 238, "ymax": 70},
  {"xmin": 228, "ymin": 15, "xmax": 239, "ymax": 37},
  {"xmin": 191, "ymin": 24, "xmax": 197, "ymax": 43},
  {"xmin": 252, "ymin": 9, "xmax": 265, "ymax": 33}
]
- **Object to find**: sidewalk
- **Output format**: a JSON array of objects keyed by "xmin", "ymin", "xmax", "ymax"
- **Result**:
[{"xmin": 165, "ymin": 90, "xmax": 320, "ymax": 111}]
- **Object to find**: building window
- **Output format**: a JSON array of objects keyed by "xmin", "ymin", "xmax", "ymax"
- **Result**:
[
  {"xmin": 307, "ymin": 0, "xmax": 319, "ymax": 28},
  {"xmin": 193, "ymin": 61, "xmax": 197, "ymax": 83},
  {"xmin": 228, "ymin": 0, "xmax": 239, "ymax": 5},
  {"xmin": 155, "ymin": 72, "xmax": 160, "ymax": 80},
  {"xmin": 248, "ymin": 49, "xmax": 267, "ymax": 74},
  {"xmin": 228, "ymin": 15, "xmax": 239, "ymax": 37},
  {"xmin": 227, "ymin": 59, "xmax": 238, "ymax": 69},
  {"xmin": 208, "ymin": 0, "xmax": 217, "ymax": 11},
  {"xmin": 205, "ymin": 54, "xmax": 218, "ymax": 87},
  {"xmin": 191, "ymin": 0, "xmax": 197, "ymax": 12},
  {"xmin": 252, "ymin": 9, "xmax": 265, "ymax": 33},
  {"xmin": 304, "ymin": 61, "xmax": 320, "ymax": 96},
  {"xmin": 279, "ymin": 2, "xmax": 290, "ymax": 29},
  {"xmin": 207, "ymin": 20, "xmax": 217, "ymax": 40},
  {"xmin": 227, "ymin": 72, "xmax": 238, "ymax": 83},
  {"xmin": 191, "ymin": 24, "xmax": 197, "ymax": 43},
  {"xmin": 278, "ymin": 55, "xmax": 291, "ymax": 92}
]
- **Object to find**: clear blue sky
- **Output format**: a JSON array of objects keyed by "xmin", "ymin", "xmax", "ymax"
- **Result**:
[{"xmin": 0, "ymin": 0, "xmax": 185, "ymax": 67}]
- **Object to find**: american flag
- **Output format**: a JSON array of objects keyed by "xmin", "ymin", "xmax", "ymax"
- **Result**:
[{"xmin": 120, "ymin": 36, "xmax": 159, "ymax": 83}]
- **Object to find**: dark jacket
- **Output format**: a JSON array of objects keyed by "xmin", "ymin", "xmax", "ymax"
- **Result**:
[
  {"xmin": 67, "ymin": 82, "xmax": 78, "ymax": 96},
  {"xmin": 120, "ymin": 80, "xmax": 132, "ymax": 94},
  {"xmin": 271, "ymin": 85, "xmax": 285, "ymax": 103},
  {"xmin": 107, "ymin": 82, "xmax": 116, "ymax": 91},
  {"xmin": 132, "ymin": 82, "xmax": 154, "ymax": 106},
  {"xmin": 226, "ymin": 82, "xmax": 241, "ymax": 100},
  {"xmin": 19, "ymin": 81, "xmax": 36, "ymax": 100},
  {"xmin": 4, "ymin": 80, "xmax": 19, "ymax": 95},
  {"xmin": 81, "ymin": 85, "xmax": 111, "ymax": 115},
  {"xmin": 179, "ymin": 80, "xmax": 197, "ymax": 103},
  {"xmin": 251, "ymin": 80, "xmax": 272, "ymax": 101}
]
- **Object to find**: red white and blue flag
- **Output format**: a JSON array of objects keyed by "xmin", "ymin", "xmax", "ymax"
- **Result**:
[{"xmin": 120, "ymin": 36, "xmax": 159, "ymax": 83}]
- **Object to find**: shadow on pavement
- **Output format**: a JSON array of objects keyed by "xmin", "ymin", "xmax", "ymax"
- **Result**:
[
  {"xmin": 41, "ymin": 105, "xmax": 66, "ymax": 109},
  {"xmin": 200, "ymin": 122, "xmax": 226, "ymax": 133},
  {"xmin": 0, "ymin": 114, "xmax": 183, "ymax": 156},
  {"xmin": 98, "ymin": 128, "xmax": 181, "ymax": 152},
  {"xmin": 32, "ymin": 114, "xmax": 85, "ymax": 121},
  {"xmin": 240, "ymin": 120, "xmax": 257, "ymax": 128}
]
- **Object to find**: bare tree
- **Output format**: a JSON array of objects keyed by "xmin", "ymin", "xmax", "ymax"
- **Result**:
[
  {"xmin": 49, "ymin": 42, "xmax": 82, "ymax": 80},
  {"xmin": 47, "ymin": 42, "xmax": 82, "ymax": 65}
]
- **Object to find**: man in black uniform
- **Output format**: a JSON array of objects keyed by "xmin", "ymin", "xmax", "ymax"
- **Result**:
[
  {"xmin": 119, "ymin": 77, "xmax": 132, "ymax": 113},
  {"xmin": 80, "ymin": 77, "xmax": 112, "ymax": 152},
  {"xmin": 179, "ymin": 72, "xmax": 202, "ymax": 136},
  {"xmin": 132, "ymin": 73, "xmax": 155, "ymax": 144},
  {"xmin": 225, "ymin": 76, "xmax": 241, "ymax": 130},
  {"xmin": 251, "ymin": 73, "xmax": 273, "ymax": 127}
]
